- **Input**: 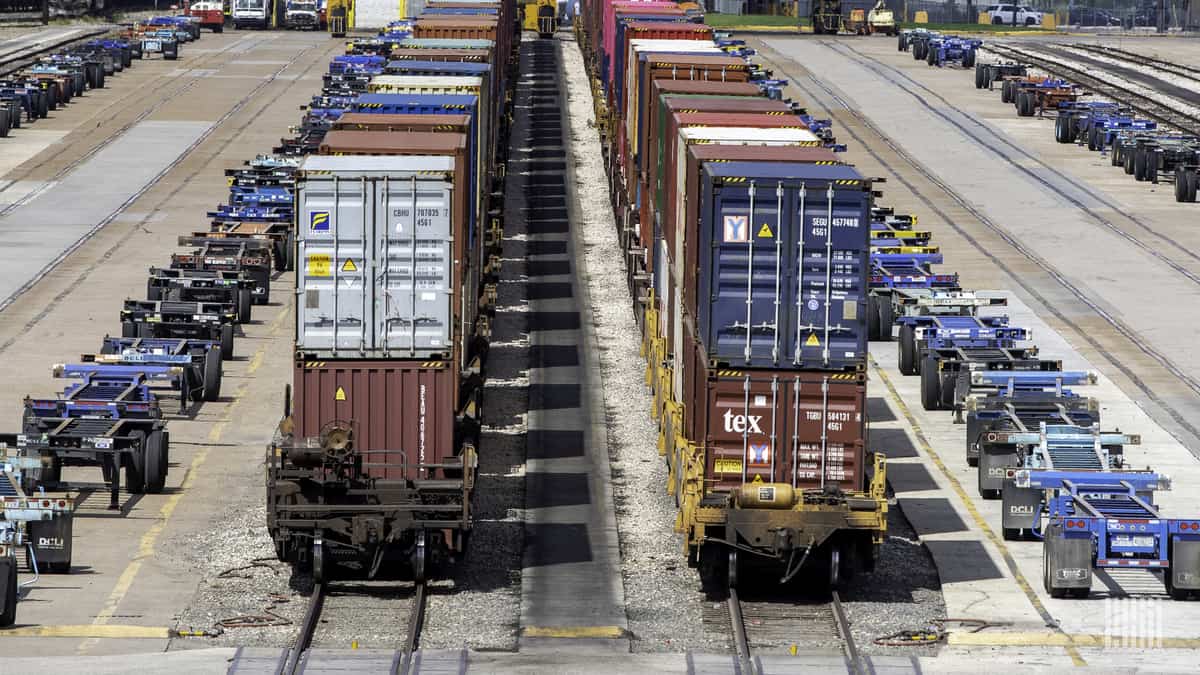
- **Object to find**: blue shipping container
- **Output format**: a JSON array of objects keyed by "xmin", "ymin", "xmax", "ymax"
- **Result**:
[{"xmin": 696, "ymin": 161, "xmax": 871, "ymax": 371}]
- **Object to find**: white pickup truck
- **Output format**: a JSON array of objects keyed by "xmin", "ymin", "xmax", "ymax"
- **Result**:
[
  {"xmin": 985, "ymin": 4, "xmax": 1043, "ymax": 26},
  {"xmin": 285, "ymin": 0, "xmax": 320, "ymax": 29}
]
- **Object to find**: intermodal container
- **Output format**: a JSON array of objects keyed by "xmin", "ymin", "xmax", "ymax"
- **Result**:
[
  {"xmin": 383, "ymin": 59, "xmax": 491, "ymax": 77},
  {"xmin": 647, "ymin": 111, "xmax": 811, "ymax": 253},
  {"xmin": 292, "ymin": 360, "xmax": 459, "ymax": 482},
  {"xmin": 295, "ymin": 155, "xmax": 470, "ymax": 364},
  {"xmin": 602, "ymin": 8, "xmax": 684, "ymax": 88},
  {"xmin": 389, "ymin": 48, "xmax": 488, "ymax": 62},
  {"xmin": 679, "ymin": 331, "xmax": 868, "ymax": 493},
  {"xmin": 615, "ymin": 24, "xmax": 712, "ymax": 111},
  {"xmin": 329, "ymin": 112, "xmax": 472, "ymax": 133},
  {"xmin": 691, "ymin": 161, "xmax": 872, "ymax": 371}
]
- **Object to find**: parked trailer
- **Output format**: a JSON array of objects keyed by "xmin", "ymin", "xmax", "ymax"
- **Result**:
[
  {"xmin": 963, "ymin": 370, "xmax": 1098, "ymax": 489},
  {"xmin": 925, "ymin": 36, "xmax": 981, "ymax": 68},
  {"xmin": 120, "ymin": 299, "xmax": 236, "ymax": 360},
  {"xmin": 17, "ymin": 377, "xmax": 168, "ymax": 508},
  {"xmin": 974, "ymin": 61, "xmax": 1026, "ymax": 90},
  {"xmin": 146, "ymin": 267, "xmax": 253, "ymax": 324},
  {"xmin": 173, "ymin": 237, "xmax": 273, "ymax": 305},
  {"xmin": 1011, "ymin": 78, "xmax": 1080, "ymax": 118},
  {"xmin": 92, "ymin": 335, "xmax": 224, "ymax": 406},
  {"xmin": 0, "ymin": 458, "xmax": 74, "ymax": 625},
  {"xmin": 1018, "ymin": 467, "xmax": 1200, "ymax": 600},
  {"xmin": 197, "ymin": 220, "xmax": 296, "ymax": 273}
]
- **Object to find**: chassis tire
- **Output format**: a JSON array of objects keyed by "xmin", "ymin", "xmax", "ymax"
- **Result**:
[
  {"xmin": 220, "ymin": 324, "xmax": 234, "ymax": 360},
  {"xmin": 125, "ymin": 429, "xmax": 147, "ymax": 494},
  {"xmin": 975, "ymin": 64, "xmax": 985, "ymax": 89},
  {"xmin": 878, "ymin": 298, "xmax": 894, "ymax": 341},
  {"xmin": 964, "ymin": 49, "xmax": 975, "ymax": 68},
  {"xmin": 867, "ymin": 294, "xmax": 880, "ymax": 341},
  {"xmin": 237, "ymin": 288, "xmax": 252, "ymax": 324},
  {"xmin": 1134, "ymin": 149, "xmax": 1149, "ymax": 181},
  {"xmin": 898, "ymin": 32, "xmax": 905, "ymax": 52},
  {"xmin": 143, "ymin": 429, "xmax": 167, "ymax": 494},
  {"xmin": 1188, "ymin": 171, "xmax": 1200, "ymax": 203},
  {"xmin": 898, "ymin": 323, "xmax": 917, "ymax": 375},
  {"xmin": 1176, "ymin": 169, "xmax": 1190, "ymax": 202},
  {"xmin": 1001, "ymin": 80, "xmax": 1013, "ymax": 104},
  {"xmin": 1055, "ymin": 115, "xmax": 1069, "ymax": 143},
  {"xmin": 1124, "ymin": 149, "xmax": 1136, "ymax": 175},
  {"xmin": 285, "ymin": 230, "xmax": 296, "ymax": 271},
  {"xmin": 203, "ymin": 346, "xmax": 223, "ymax": 401},
  {"xmin": 920, "ymin": 356, "xmax": 942, "ymax": 410}
]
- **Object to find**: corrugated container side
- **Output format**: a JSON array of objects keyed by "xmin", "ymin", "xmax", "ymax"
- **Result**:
[
  {"xmin": 647, "ymin": 95, "xmax": 792, "ymax": 229},
  {"xmin": 292, "ymin": 360, "xmax": 459, "ymax": 482},
  {"xmin": 330, "ymin": 112, "xmax": 472, "ymax": 133},
  {"xmin": 389, "ymin": 48, "xmax": 489, "ymax": 62},
  {"xmin": 680, "ymin": 331, "xmax": 867, "ymax": 493},
  {"xmin": 625, "ymin": 53, "xmax": 749, "ymax": 213},
  {"xmin": 645, "ymin": 111, "xmax": 809, "ymax": 257},
  {"xmin": 295, "ymin": 156, "xmax": 471, "ymax": 364},
  {"xmin": 692, "ymin": 161, "xmax": 872, "ymax": 371}
]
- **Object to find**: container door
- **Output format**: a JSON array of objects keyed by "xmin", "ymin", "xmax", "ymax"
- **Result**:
[
  {"xmin": 702, "ymin": 179, "xmax": 788, "ymax": 366},
  {"xmin": 782, "ymin": 374, "xmax": 866, "ymax": 491},
  {"xmin": 297, "ymin": 175, "xmax": 371, "ymax": 354},
  {"xmin": 789, "ymin": 183, "xmax": 869, "ymax": 370},
  {"xmin": 376, "ymin": 176, "xmax": 455, "ymax": 356},
  {"xmin": 704, "ymin": 371, "xmax": 787, "ymax": 489}
]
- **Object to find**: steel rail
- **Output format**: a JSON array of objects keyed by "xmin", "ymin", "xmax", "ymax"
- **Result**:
[{"xmin": 282, "ymin": 581, "xmax": 326, "ymax": 675}]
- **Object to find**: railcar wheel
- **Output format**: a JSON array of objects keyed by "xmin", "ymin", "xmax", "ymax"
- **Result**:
[{"xmin": 412, "ymin": 530, "xmax": 428, "ymax": 583}]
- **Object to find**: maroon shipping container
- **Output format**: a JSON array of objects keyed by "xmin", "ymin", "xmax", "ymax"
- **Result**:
[
  {"xmin": 329, "ymin": 113, "xmax": 472, "ymax": 133},
  {"xmin": 679, "ymin": 331, "xmax": 867, "ymax": 493},
  {"xmin": 292, "ymin": 360, "xmax": 464, "ymax": 482}
]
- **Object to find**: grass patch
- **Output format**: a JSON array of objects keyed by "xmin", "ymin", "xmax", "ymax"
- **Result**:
[
  {"xmin": 704, "ymin": 14, "xmax": 805, "ymax": 28},
  {"xmin": 901, "ymin": 22, "xmax": 1055, "ymax": 32}
]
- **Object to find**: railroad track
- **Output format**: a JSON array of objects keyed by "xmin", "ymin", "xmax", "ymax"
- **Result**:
[
  {"xmin": 986, "ymin": 43, "xmax": 1200, "ymax": 137},
  {"xmin": 281, "ymin": 579, "xmax": 428, "ymax": 675},
  {"xmin": 1066, "ymin": 43, "xmax": 1200, "ymax": 84},
  {"xmin": 0, "ymin": 27, "xmax": 112, "ymax": 76},
  {"xmin": 725, "ymin": 588, "xmax": 865, "ymax": 674}
]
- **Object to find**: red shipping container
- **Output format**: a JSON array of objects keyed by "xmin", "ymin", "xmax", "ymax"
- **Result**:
[
  {"xmin": 679, "ymin": 331, "xmax": 867, "ymax": 493},
  {"xmin": 292, "ymin": 360, "xmax": 463, "ymax": 482}
]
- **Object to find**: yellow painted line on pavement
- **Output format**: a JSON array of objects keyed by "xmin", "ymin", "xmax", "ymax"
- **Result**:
[
  {"xmin": 78, "ymin": 303, "xmax": 291, "ymax": 652},
  {"xmin": 870, "ymin": 355, "xmax": 1087, "ymax": 667},
  {"xmin": 949, "ymin": 631, "xmax": 1200, "ymax": 649},
  {"xmin": 2, "ymin": 625, "xmax": 170, "ymax": 639},
  {"xmin": 522, "ymin": 625, "xmax": 627, "ymax": 639}
]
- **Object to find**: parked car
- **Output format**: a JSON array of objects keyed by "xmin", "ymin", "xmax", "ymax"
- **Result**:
[
  {"xmin": 985, "ymin": 4, "xmax": 1043, "ymax": 26},
  {"xmin": 1068, "ymin": 7, "xmax": 1122, "ymax": 26}
]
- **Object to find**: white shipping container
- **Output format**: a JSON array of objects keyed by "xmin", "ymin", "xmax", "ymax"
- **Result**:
[{"xmin": 296, "ymin": 156, "xmax": 461, "ymax": 360}]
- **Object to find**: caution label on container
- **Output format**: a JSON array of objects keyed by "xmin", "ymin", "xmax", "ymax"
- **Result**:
[
  {"xmin": 341, "ymin": 258, "xmax": 358, "ymax": 273},
  {"xmin": 335, "ymin": 386, "xmax": 347, "ymax": 402},
  {"xmin": 307, "ymin": 254, "xmax": 331, "ymax": 277},
  {"xmin": 805, "ymin": 334, "xmax": 820, "ymax": 347},
  {"xmin": 757, "ymin": 223, "xmax": 773, "ymax": 238}
]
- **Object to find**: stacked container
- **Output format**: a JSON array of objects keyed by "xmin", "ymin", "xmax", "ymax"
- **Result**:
[
  {"xmin": 268, "ymin": 1, "xmax": 519, "ymax": 581},
  {"xmin": 576, "ymin": 0, "xmax": 887, "ymax": 589}
]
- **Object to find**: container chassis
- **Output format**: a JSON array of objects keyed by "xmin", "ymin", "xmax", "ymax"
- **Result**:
[
  {"xmin": 974, "ymin": 62, "xmax": 1027, "ymax": 90},
  {"xmin": 925, "ymin": 36, "xmax": 981, "ymax": 68},
  {"xmin": 14, "ymin": 374, "xmax": 168, "ymax": 509},
  {"xmin": 120, "ymin": 299, "xmax": 236, "ymax": 360},
  {"xmin": 89, "ymin": 336, "xmax": 224, "ymax": 407},
  {"xmin": 1015, "ymin": 465, "xmax": 1200, "ymax": 600},
  {"xmin": 172, "ymin": 237, "xmax": 273, "ymax": 305},
  {"xmin": 146, "ymin": 267, "xmax": 254, "ymax": 324}
]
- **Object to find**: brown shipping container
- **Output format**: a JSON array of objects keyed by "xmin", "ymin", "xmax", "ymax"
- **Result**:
[
  {"xmin": 413, "ymin": 17, "xmax": 505, "ymax": 62},
  {"xmin": 292, "ymin": 360, "xmax": 460, "ymax": 482},
  {"xmin": 679, "ymin": 331, "xmax": 867, "ymax": 494},
  {"xmin": 389, "ymin": 48, "xmax": 488, "ymax": 63},
  {"xmin": 330, "ymin": 113, "xmax": 472, "ymax": 133}
]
